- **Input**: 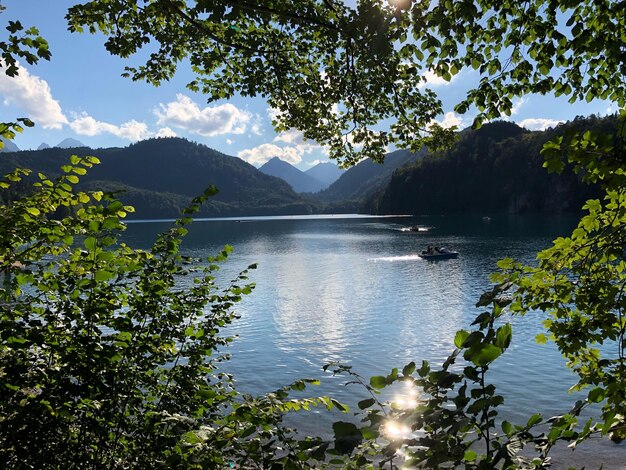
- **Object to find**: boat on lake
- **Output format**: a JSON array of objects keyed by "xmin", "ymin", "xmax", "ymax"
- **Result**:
[
  {"xmin": 419, "ymin": 247, "xmax": 459, "ymax": 260},
  {"xmin": 400, "ymin": 225, "xmax": 431, "ymax": 233}
]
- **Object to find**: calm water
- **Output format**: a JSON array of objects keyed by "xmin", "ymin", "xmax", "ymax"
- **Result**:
[{"xmin": 123, "ymin": 214, "xmax": 624, "ymax": 463}]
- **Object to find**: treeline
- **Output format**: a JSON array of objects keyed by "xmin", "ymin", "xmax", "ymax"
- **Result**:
[
  {"xmin": 0, "ymin": 116, "xmax": 616, "ymax": 218},
  {"xmin": 366, "ymin": 116, "xmax": 614, "ymax": 215}
]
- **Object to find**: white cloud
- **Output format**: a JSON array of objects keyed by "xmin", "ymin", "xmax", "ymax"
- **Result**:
[
  {"xmin": 238, "ymin": 143, "xmax": 302, "ymax": 166},
  {"xmin": 0, "ymin": 63, "xmax": 68, "ymax": 129},
  {"xmin": 273, "ymin": 128, "xmax": 330, "ymax": 156},
  {"xmin": 155, "ymin": 127, "xmax": 177, "ymax": 138},
  {"xmin": 267, "ymin": 106, "xmax": 283, "ymax": 123},
  {"xmin": 511, "ymin": 98, "xmax": 526, "ymax": 115},
  {"xmin": 430, "ymin": 111, "xmax": 465, "ymax": 129},
  {"xmin": 274, "ymin": 129, "xmax": 311, "ymax": 147},
  {"xmin": 518, "ymin": 118, "xmax": 564, "ymax": 131},
  {"xmin": 250, "ymin": 114, "xmax": 264, "ymax": 135},
  {"xmin": 155, "ymin": 94, "xmax": 251, "ymax": 136},
  {"xmin": 418, "ymin": 69, "xmax": 457, "ymax": 89},
  {"xmin": 70, "ymin": 113, "xmax": 152, "ymax": 141},
  {"xmin": 226, "ymin": 138, "xmax": 233, "ymax": 145}
]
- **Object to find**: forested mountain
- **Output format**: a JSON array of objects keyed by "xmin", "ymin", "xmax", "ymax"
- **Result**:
[
  {"xmin": 305, "ymin": 162, "xmax": 344, "ymax": 186},
  {"xmin": 0, "ymin": 116, "xmax": 614, "ymax": 218},
  {"xmin": 314, "ymin": 148, "xmax": 424, "ymax": 203},
  {"xmin": 367, "ymin": 118, "xmax": 611, "ymax": 215},
  {"xmin": 259, "ymin": 157, "xmax": 325, "ymax": 193},
  {"xmin": 0, "ymin": 137, "xmax": 316, "ymax": 217}
]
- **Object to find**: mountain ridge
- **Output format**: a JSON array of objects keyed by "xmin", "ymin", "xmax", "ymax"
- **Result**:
[
  {"xmin": 259, "ymin": 157, "xmax": 326, "ymax": 193},
  {"xmin": 0, "ymin": 137, "xmax": 317, "ymax": 217},
  {"xmin": 305, "ymin": 162, "xmax": 344, "ymax": 187}
]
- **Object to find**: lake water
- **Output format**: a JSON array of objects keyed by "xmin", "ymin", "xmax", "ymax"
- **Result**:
[{"xmin": 124, "ymin": 214, "xmax": 624, "ymax": 466}]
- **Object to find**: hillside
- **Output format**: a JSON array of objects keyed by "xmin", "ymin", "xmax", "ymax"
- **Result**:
[
  {"xmin": 367, "ymin": 119, "xmax": 608, "ymax": 215},
  {"xmin": 259, "ymin": 157, "xmax": 325, "ymax": 193},
  {"xmin": 314, "ymin": 148, "xmax": 423, "ymax": 203},
  {"xmin": 0, "ymin": 137, "xmax": 317, "ymax": 217}
]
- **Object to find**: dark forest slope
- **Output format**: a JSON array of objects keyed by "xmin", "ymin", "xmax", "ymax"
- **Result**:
[
  {"xmin": 0, "ymin": 138, "xmax": 315, "ymax": 217},
  {"xmin": 367, "ymin": 118, "xmax": 612, "ymax": 215},
  {"xmin": 314, "ymin": 149, "xmax": 424, "ymax": 203}
]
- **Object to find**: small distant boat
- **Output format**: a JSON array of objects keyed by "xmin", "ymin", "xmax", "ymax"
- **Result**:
[
  {"xmin": 401, "ymin": 225, "xmax": 430, "ymax": 233},
  {"xmin": 419, "ymin": 247, "xmax": 459, "ymax": 260},
  {"xmin": 482, "ymin": 216, "xmax": 491, "ymax": 222}
]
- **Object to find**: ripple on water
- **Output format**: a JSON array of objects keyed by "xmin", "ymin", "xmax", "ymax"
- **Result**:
[{"xmin": 124, "ymin": 215, "xmax": 625, "ymax": 465}]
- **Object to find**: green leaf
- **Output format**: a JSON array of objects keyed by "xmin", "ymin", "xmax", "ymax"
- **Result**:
[
  {"xmin": 358, "ymin": 398, "xmax": 376, "ymax": 409},
  {"xmin": 332, "ymin": 421, "xmax": 362, "ymax": 454},
  {"xmin": 84, "ymin": 237, "xmax": 97, "ymax": 251},
  {"xmin": 454, "ymin": 329, "xmax": 470, "ymax": 348},
  {"xmin": 526, "ymin": 413, "xmax": 542, "ymax": 428},
  {"xmin": 495, "ymin": 323, "xmax": 512, "ymax": 349},
  {"xmin": 369, "ymin": 376, "xmax": 387, "ymax": 389},
  {"xmin": 402, "ymin": 361, "xmax": 416, "ymax": 376},
  {"xmin": 465, "ymin": 343, "xmax": 503, "ymax": 366},
  {"xmin": 94, "ymin": 271, "xmax": 113, "ymax": 282},
  {"xmin": 464, "ymin": 450, "xmax": 477, "ymax": 461},
  {"xmin": 588, "ymin": 387, "xmax": 605, "ymax": 403},
  {"xmin": 502, "ymin": 420, "xmax": 512, "ymax": 435}
]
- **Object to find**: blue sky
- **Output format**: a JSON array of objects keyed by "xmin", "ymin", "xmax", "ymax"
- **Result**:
[{"xmin": 1, "ymin": 1, "xmax": 617, "ymax": 170}]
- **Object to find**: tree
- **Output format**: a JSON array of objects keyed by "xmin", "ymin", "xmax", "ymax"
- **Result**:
[
  {"xmin": 0, "ymin": 5, "xmax": 50, "ymax": 148},
  {"xmin": 65, "ymin": 0, "xmax": 625, "ymax": 165}
]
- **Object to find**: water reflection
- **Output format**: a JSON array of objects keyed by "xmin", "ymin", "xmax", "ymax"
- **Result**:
[{"xmin": 122, "ymin": 214, "xmax": 581, "ymax": 416}]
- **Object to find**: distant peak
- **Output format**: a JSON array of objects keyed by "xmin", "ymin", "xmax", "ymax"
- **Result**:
[
  {"xmin": 37, "ymin": 142, "xmax": 51, "ymax": 150},
  {"xmin": 55, "ymin": 137, "xmax": 87, "ymax": 149},
  {"xmin": 0, "ymin": 137, "xmax": 20, "ymax": 153}
]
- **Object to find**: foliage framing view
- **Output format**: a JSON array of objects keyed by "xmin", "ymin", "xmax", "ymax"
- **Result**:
[{"xmin": 1, "ymin": 0, "xmax": 626, "ymax": 468}]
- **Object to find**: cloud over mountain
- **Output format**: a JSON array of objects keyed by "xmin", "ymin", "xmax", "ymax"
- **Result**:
[
  {"xmin": 155, "ymin": 94, "xmax": 251, "ymax": 136},
  {"xmin": 70, "ymin": 113, "xmax": 153, "ymax": 141},
  {"xmin": 518, "ymin": 118, "xmax": 564, "ymax": 131},
  {"xmin": 238, "ymin": 143, "xmax": 302, "ymax": 166}
]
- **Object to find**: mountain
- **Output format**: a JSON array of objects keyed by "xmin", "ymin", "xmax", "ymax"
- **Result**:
[
  {"xmin": 0, "ymin": 137, "xmax": 317, "ymax": 217},
  {"xmin": 367, "ymin": 120, "xmax": 606, "ymax": 215},
  {"xmin": 0, "ymin": 138, "xmax": 20, "ymax": 153},
  {"xmin": 314, "ymin": 148, "xmax": 424, "ymax": 203},
  {"xmin": 55, "ymin": 138, "xmax": 87, "ymax": 149},
  {"xmin": 259, "ymin": 157, "xmax": 326, "ymax": 193},
  {"xmin": 305, "ymin": 162, "xmax": 344, "ymax": 187},
  {"xmin": 37, "ymin": 142, "xmax": 51, "ymax": 150}
]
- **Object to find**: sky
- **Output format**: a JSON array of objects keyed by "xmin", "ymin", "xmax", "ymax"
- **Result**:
[{"xmin": 0, "ymin": 1, "xmax": 617, "ymax": 170}]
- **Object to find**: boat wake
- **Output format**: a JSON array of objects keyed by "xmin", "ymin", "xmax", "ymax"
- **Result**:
[
  {"xmin": 399, "ymin": 226, "xmax": 431, "ymax": 233},
  {"xmin": 368, "ymin": 255, "xmax": 423, "ymax": 262}
]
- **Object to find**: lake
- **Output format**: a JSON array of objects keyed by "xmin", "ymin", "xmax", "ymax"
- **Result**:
[{"xmin": 124, "ymin": 214, "xmax": 624, "ymax": 466}]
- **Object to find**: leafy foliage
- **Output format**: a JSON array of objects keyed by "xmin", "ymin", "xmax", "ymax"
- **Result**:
[
  {"xmin": 493, "ymin": 110, "xmax": 626, "ymax": 444},
  {"xmin": 0, "ymin": 7, "xmax": 50, "ymax": 150},
  {"xmin": 0, "ymin": 160, "xmax": 346, "ymax": 468},
  {"xmin": 66, "ymin": 0, "xmax": 626, "ymax": 165}
]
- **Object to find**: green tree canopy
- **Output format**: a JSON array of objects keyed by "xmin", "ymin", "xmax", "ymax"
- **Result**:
[{"xmin": 66, "ymin": 0, "xmax": 625, "ymax": 164}]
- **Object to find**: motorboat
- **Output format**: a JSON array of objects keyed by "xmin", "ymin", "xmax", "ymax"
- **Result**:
[
  {"xmin": 419, "ymin": 247, "xmax": 459, "ymax": 260},
  {"xmin": 400, "ymin": 225, "xmax": 431, "ymax": 233}
]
